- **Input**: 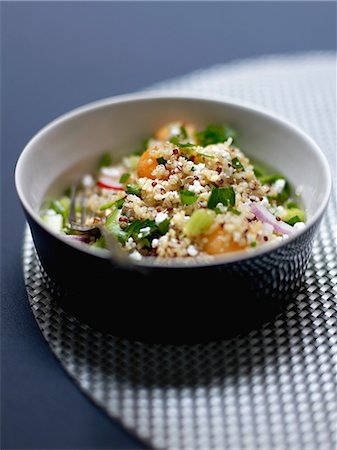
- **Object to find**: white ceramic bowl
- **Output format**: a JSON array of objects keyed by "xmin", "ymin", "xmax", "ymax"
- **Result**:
[{"xmin": 15, "ymin": 93, "xmax": 331, "ymax": 341}]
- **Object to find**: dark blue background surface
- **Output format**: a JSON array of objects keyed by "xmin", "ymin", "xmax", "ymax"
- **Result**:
[{"xmin": 1, "ymin": 2, "xmax": 335, "ymax": 449}]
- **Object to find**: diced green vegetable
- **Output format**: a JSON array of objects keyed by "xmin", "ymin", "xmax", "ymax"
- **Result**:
[
  {"xmin": 183, "ymin": 209, "xmax": 216, "ymax": 237},
  {"xmin": 105, "ymin": 209, "xmax": 127, "ymax": 243},
  {"xmin": 179, "ymin": 189, "xmax": 198, "ymax": 205},
  {"xmin": 119, "ymin": 173, "xmax": 130, "ymax": 184},
  {"xmin": 196, "ymin": 124, "xmax": 237, "ymax": 146},
  {"xmin": 126, "ymin": 183, "xmax": 141, "ymax": 196},
  {"xmin": 123, "ymin": 155, "xmax": 140, "ymax": 170},
  {"xmin": 286, "ymin": 201, "xmax": 299, "ymax": 209},
  {"xmin": 286, "ymin": 216, "xmax": 301, "ymax": 226},
  {"xmin": 42, "ymin": 212, "xmax": 63, "ymax": 233},
  {"xmin": 156, "ymin": 157, "xmax": 167, "ymax": 165},
  {"xmin": 251, "ymin": 241, "xmax": 257, "ymax": 248},
  {"xmin": 50, "ymin": 197, "xmax": 70, "ymax": 225},
  {"xmin": 281, "ymin": 208, "xmax": 306, "ymax": 223},
  {"xmin": 231, "ymin": 157, "xmax": 244, "ymax": 171},
  {"xmin": 98, "ymin": 152, "xmax": 112, "ymax": 168},
  {"xmin": 50, "ymin": 200, "xmax": 65, "ymax": 216},
  {"xmin": 207, "ymin": 187, "xmax": 235, "ymax": 209}
]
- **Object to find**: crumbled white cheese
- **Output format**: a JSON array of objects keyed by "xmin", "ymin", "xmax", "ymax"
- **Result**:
[
  {"xmin": 188, "ymin": 180, "xmax": 203, "ymax": 194},
  {"xmin": 293, "ymin": 222, "xmax": 306, "ymax": 231},
  {"xmin": 151, "ymin": 238, "xmax": 159, "ymax": 248},
  {"xmin": 273, "ymin": 178, "xmax": 286, "ymax": 194},
  {"xmin": 130, "ymin": 251, "xmax": 142, "ymax": 261},
  {"xmin": 137, "ymin": 226, "xmax": 151, "ymax": 238},
  {"xmin": 82, "ymin": 174, "xmax": 95, "ymax": 188},
  {"xmin": 187, "ymin": 245, "xmax": 198, "ymax": 257},
  {"xmin": 193, "ymin": 163, "xmax": 205, "ymax": 173},
  {"xmin": 155, "ymin": 212, "xmax": 168, "ymax": 225}
]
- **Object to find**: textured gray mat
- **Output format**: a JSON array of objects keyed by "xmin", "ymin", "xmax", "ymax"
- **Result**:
[{"xmin": 23, "ymin": 53, "xmax": 336, "ymax": 450}]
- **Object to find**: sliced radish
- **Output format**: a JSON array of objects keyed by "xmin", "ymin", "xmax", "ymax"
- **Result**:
[{"xmin": 97, "ymin": 175, "xmax": 125, "ymax": 190}]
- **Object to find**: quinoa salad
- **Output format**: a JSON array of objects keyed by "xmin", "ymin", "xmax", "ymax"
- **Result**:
[{"xmin": 41, "ymin": 121, "xmax": 306, "ymax": 260}]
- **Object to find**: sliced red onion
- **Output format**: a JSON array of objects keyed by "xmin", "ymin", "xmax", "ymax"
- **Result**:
[{"xmin": 250, "ymin": 203, "xmax": 294, "ymax": 235}]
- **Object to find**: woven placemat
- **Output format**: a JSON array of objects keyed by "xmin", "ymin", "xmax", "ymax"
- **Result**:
[{"xmin": 23, "ymin": 53, "xmax": 336, "ymax": 450}]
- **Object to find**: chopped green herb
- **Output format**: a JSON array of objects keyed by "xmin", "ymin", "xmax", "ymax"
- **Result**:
[
  {"xmin": 176, "ymin": 142, "xmax": 195, "ymax": 149},
  {"xmin": 99, "ymin": 198, "xmax": 125, "ymax": 211},
  {"xmin": 119, "ymin": 173, "xmax": 130, "ymax": 184},
  {"xmin": 183, "ymin": 209, "xmax": 216, "ymax": 237},
  {"xmin": 207, "ymin": 187, "xmax": 235, "ymax": 209},
  {"xmin": 231, "ymin": 157, "xmax": 244, "ymax": 171},
  {"xmin": 251, "ymin": 241, "xmax": 257, "ymax": 248},
  {"xmin": 158, "ymin": 218, "xmax": 170, "ymax": 235},
  {"xmin": 98, "ymin": 152, "xmax": 112, "ymax": 168},
  {"xmin": 180, "ymin": 125, "xmax": 188, "ymax": 140},
  {"xmin": 124, "ymin": 219, "xmax": 156, "ymax": 245},
  {"xmin": 63, "ymin": 186, "xmax": 71, "ymax": 197},
  {"xmin": 115, "ymin": 198, "xmax": 125, "ymax": 209},
  {"xmin": 196, "ymin": 124, "xmax": 237, "ymax": 146},
  {"xmin": 169, "ymin": 126, "xmax": 189, "ymax": 145},
  {"xmin": 286, "ymin": 215, "xmax": 301, "ymax": 226},
  {"xmin": 179, "ymin": 189, "xmax": 198, "ymax": 205},
  {"xmin": 126, "ymin": 183, "xmax": 141, "ymax": 196},
  {"xmin": 228, "ymin": 206, "xmax": 241, "ymax": 216},
  {"xmin": 260, "ymin": 174, "xmax": 290, "ymax": 204},
  {"xmin": 156, "ymin": 157, "xmax": 167, "ymax": 165},
  {"xmin": 197, "ymin": 152, "xmax": 214, "ymax": 159}
]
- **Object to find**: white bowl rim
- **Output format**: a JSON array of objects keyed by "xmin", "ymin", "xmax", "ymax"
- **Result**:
[{"xmin": 15, "ymin": 91, "xmax": 332, "ymax": 268}]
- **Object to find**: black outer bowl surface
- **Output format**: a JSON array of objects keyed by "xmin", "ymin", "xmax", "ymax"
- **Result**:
[{"xmin": 25, "ymin": 212, "xmax": 320, "ymax": 343}]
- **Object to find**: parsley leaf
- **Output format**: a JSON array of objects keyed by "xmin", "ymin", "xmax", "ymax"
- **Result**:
[
  {"xmin": 231, "ymin": 157, "xmax": 244, "ymax": 171},
  {"xmin": 207, "ymin": 187, "xmax": 235, "ymax": 209},
  {"xmin": 156, "ymin": 157, "xmax": 167, "ymax": 165},
  {"xmin": 197, "ymin": 124, "xmax": 238, "ymax": 146},
  {"xmin": 119, "ymin": 173, "xmax": 130, "ymax": 184},
  {"xmin": 126, "ymin": 183, "xmax": 141, "ymax": 196},
  {"xmin": 286, "ymin": 215, "xmax": 301, "ymax": 226},
  {"xmin": 179, "ymin": 190, "xmax": 198, "ymax": 205}
]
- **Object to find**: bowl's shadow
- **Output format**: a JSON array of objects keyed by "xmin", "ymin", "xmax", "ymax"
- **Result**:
[{"xmin": 53, "ymin": 280, "xmax": 309, "ymax": 389}]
